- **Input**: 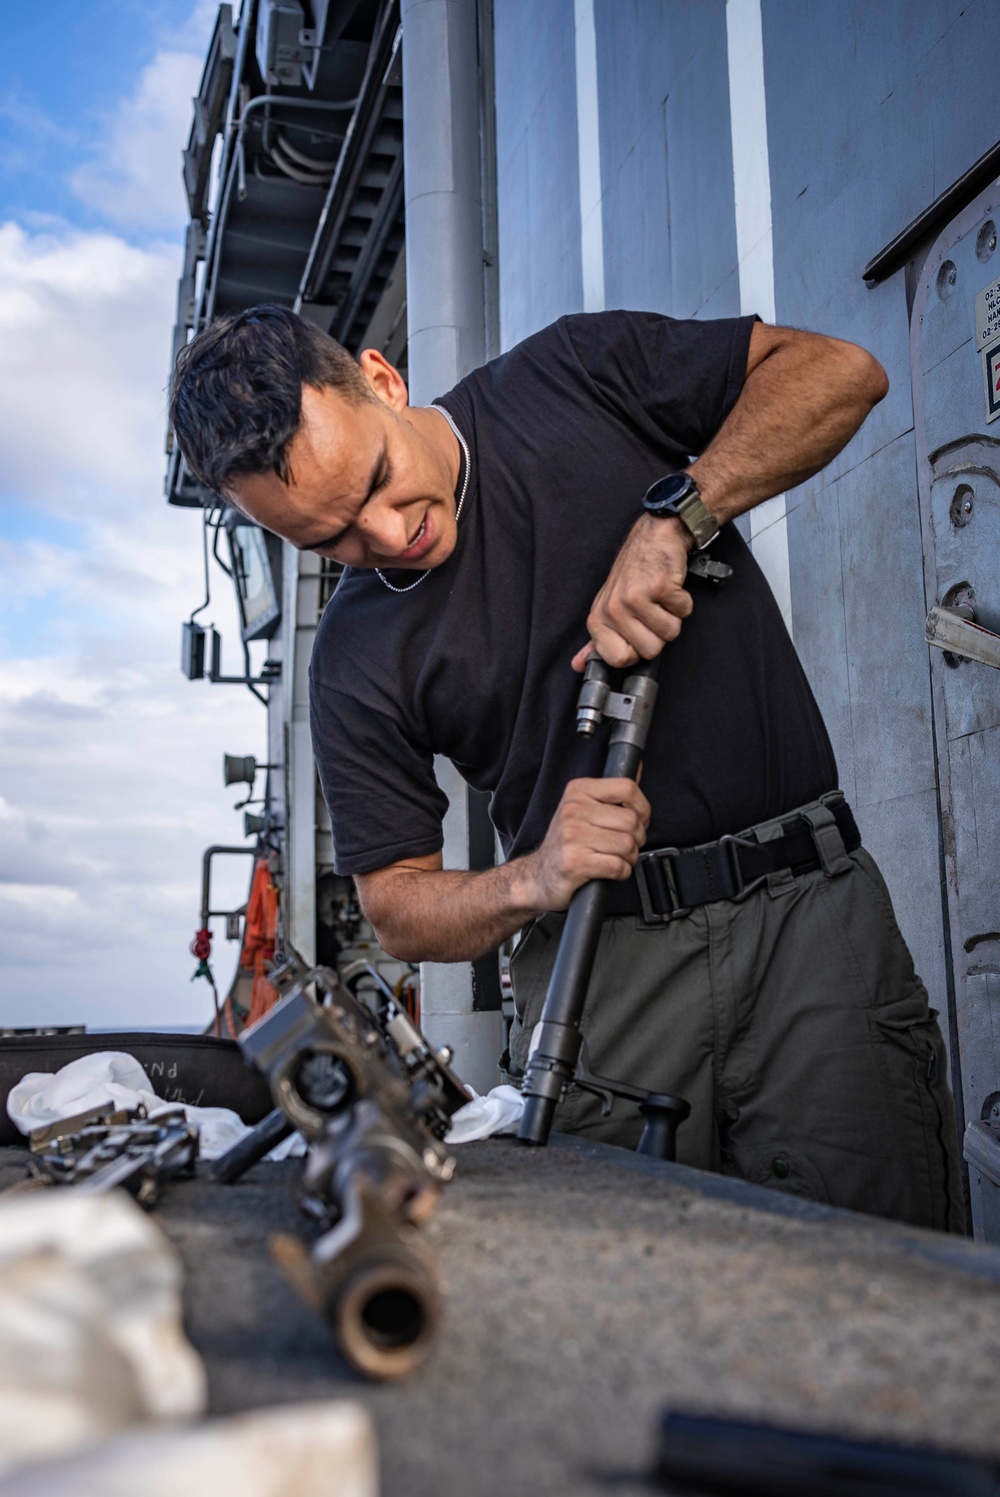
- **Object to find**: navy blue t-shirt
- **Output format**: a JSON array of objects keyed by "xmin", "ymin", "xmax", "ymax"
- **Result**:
[{"xmin": 310, "ymin": 311, "xmax": 837, "ymax": 875}]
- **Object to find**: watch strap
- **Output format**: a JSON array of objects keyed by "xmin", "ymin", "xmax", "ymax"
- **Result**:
[
  {"xmin": 671, "ymin": 488, "xmax": 719, "ymax": 550},
  {"xmin": 643, "ymin": 475, "xmax": 719, "ymax": 550}
]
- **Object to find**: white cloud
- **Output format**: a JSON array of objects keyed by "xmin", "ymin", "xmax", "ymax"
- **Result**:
[
  {"xmin": 165, "ymin": 0, "xmax": 228, "ymax": 55},
  {"xmin": 0, "ymin": 2, "xmax": 279, "ymax": 1032},
  {"xmin": 0, "ymin": 214, "xmax": 264, "ymax": 1030},
  {"xmin": 71, "ymin": 51, "xmax": 202, "ymax": 234},
  {"xmin": 0, "ymin": 222, "xmax": 179, "ymax": 510},
  {"xmin": 0, "ymin": 635, "xmax": 265, "ymax": 1028},
  {"xmin": 0, "ymin": 85, "xmax": 66, "ymax": 178},
  {"xmin": 0, "ymin": 525, "xmax": 267, "ymax": 1027},
  {"xmin": 71, "ymin": 0, "xmax": 220, "ymax": 236}
]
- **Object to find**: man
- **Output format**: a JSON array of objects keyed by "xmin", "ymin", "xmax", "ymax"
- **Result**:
[{"xmin": 171, "ymin": 304, "xmax": 963, "ymax": 1231}]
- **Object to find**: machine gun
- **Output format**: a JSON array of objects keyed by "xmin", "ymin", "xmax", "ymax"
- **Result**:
[
  {"xmin": 518, "ymin": 550, "xmax": 730, "ymax": 1155},
  {"xmin": 213, "ymin": 954, "xmax": 471, "ymax": 1380},
  {"xmin": 27, "ymin": 1103, "xmax": 199, "ymax": 1208}
]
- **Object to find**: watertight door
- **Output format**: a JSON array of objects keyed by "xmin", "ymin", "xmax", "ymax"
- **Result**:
[{"xmin": 912, "ymin": 183, "xmax": 1000, "ymax": 1237}]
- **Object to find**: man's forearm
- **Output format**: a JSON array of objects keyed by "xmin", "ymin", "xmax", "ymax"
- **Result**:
[
  {"xmin": 356, "ymin": 776, "xmax": 650, "ymax": 963},
  {"xmin": 571, "ymin": 324, "xmax": 888, "ymax": 671},
  {"xmin": 689, "ymin": 326, "xmax": 888, "ymax": 522},
  {"xmin": 357, "ymin": 859, "xmax": 546, "ymax": 963}
]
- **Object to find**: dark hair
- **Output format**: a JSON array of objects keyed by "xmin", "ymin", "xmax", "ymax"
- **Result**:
[{"xmin": 169, "ymin": 304, "xmax": 371, "ymax": 492}]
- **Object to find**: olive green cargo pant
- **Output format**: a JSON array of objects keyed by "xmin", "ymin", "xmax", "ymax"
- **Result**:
[{"xmin": 507, "ymin": 847, "xmax": 965, "ymax": 1233}]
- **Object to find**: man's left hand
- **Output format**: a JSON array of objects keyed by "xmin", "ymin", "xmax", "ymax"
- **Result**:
[{"xmin": 571, "ymin": 512, "xmax": 694, "ymax": 671}]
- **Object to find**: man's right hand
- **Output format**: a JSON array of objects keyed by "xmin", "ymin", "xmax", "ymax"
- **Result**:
[
  {"xmin": 516, "ymin": 776, "xmax": 651, "ymax": 910},
  {"xmin": 356, "ymin": 776, "xmax": 650, "ymax": 963}
]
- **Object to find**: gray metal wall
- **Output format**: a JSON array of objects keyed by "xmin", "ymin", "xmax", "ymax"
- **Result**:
[
  {"xmin": 764, "ymin": 0, "xmax": 1000, "ymax": 1024},
  {"xmin": 490, "ymin": 0, "xmax": 1000, "ymax": 1050},
  {"xmin": 494, "ymin": 0, "xmax": 583, "ymax": 346},
  {"xmin": 596, "ymin": 0, "xmax": 739, "ymax": 321},
  {"xmin": 494, "ymin": 0, "xmax": 740, "ymax": 347}
]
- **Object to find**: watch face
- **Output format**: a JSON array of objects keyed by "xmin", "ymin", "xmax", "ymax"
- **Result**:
[{"xmin": 642, "ymin": 473, "xmax": 695, "ymax": 513}]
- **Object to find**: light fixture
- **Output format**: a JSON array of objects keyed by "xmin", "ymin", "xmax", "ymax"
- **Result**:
[{"xmin": 223, "ymin": 754, "xmax": 277, "ymax": 787}]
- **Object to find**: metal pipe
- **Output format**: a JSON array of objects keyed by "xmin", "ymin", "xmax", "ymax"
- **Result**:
[
  {"xmin": 211, "ymin": 1107, "xmax": 293, "ymax": 1183},
  {"xmin": 401, "ymin": 0, "xmax": 504, "ymax": 1096},
  {"xmin": 189, "ymin": 507, "xmax": 212, "ymax": 622},
  {"xmin": 200, "ymin": 845, "xmax": 256, "ymax": 929},
  {"xmin": 401, "ymin": 0, "xmax": 486, "ymax": 402},
  {"xmin": 332, "ymin": 1249, "xmax": 438, "ymax": 1381}
]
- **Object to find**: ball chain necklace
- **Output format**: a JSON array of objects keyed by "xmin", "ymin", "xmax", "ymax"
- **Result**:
[{"xmin": 374, "ymin": 403, "xmax": 470, "ymax": 594}]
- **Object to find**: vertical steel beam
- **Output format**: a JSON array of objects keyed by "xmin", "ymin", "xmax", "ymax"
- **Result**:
[
  {"xmin": 725, "ymin": 0, "xmax": 793, "ymax": 637},
  {"xmin": 574, "ymin": 0, "xmax": 605, "ymax": 313},
  {"xmin": 401, "ymin": 0, "xmax": 504, "ymax": 1092},
  {"xmin": 283, "ymin": 545, "xmax": 321, "ymax": 964},
  {"xmin": 402, "ymin": 0, "xmax": 486, "ymax": 401}
]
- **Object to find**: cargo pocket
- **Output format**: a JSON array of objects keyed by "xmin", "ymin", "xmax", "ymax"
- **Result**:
[
  {"xmin": 871, "ymin": 995, "xmax": 962, "ymax": 1232},
  {"xmin": 739, "ymin": 1145, "xmax": 831, "ymax": 1204}
]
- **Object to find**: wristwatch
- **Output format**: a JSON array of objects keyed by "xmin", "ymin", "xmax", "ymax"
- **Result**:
[{"xmin": 642, "ymin": 473, "xmax": 719, "ymax": 551}]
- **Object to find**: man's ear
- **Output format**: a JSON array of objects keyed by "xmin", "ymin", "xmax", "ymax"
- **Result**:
[{"xmin": 358, "ymin": 348, "xmax": 409, "ymax": 411}]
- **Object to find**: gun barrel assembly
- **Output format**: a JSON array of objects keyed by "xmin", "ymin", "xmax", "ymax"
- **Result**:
[
  {"xmin": 518, "ymin": 654, "xmax": 690, "ymax": 1154},
  {"xmin": 27, "ymin": 1104, "xmax": 199, "ymax": 1208},
  {"xmin": 516, "ymin": 547, "xmax": 735, "ymax": 1155},
  {"xmin": 214, "ymin": 954, "xmax": 470, "ymax": 1380}
]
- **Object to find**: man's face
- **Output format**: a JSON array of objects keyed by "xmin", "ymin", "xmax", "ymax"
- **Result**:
[{"xmin": 225, "ymin": 355, "xmax": 460, "ymax": 570}]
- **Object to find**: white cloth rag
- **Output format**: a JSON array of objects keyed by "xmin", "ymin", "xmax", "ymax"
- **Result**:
[
  {"xmin": 6, "ymin": 1051, "xmax": 525, "ymax": 1159},
  {"xmin": 5, "ymin": 1052, "xmax": 302, "ymax": 1162},
  {"xmin": 445, "ymin": 1084, "xmax": 524, "ymax": 1143}
]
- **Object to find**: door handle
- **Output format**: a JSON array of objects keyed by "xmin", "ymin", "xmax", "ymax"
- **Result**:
[{"xmin": 925, "ymin": 605, "xmax": 1000, "ymax": 669}]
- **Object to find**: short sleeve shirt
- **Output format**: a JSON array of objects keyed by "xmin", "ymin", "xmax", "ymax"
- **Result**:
[{"xmin": 310, "ymin": 312, "xmax": 837, "ymax": 875}]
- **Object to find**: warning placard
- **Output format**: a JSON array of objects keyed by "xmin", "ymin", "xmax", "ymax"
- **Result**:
[
  {"xmin": 984, "ymin": 340, "xmax": 1000, "ymax": 425},
  {"xmin": 975, "ymin": 276, "xmax": 1000, "ymax": 348}
]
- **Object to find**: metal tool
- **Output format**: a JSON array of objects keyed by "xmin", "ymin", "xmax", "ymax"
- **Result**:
[
  {"xmin": 517, "ymin": 655, "xmax": 689, "ymax": 1152},
  {"xmin": 654, "ymin": 1410, "xmax": 1000, "ymax": 1495},
  {"xmin": 27, "ymin": 1103, "xmax": 199, "ymax": 1208},
  {"xmin": 517, "ymin": 551, "xmax": 732, "ymax": 1153},
  {"xmin": 925, "ymin": 603, "xmax": 1000, "ymax": 670}
]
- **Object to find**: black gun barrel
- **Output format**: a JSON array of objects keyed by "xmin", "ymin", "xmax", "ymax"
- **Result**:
[
  {"xmin": 211, "ymin": 1107, "xmax": 294, "ymax": 1183},
  {"xmin": 231, "ymin": 960, "xmax": 460, "ymax": 1379},
  {"xmin": 519, "ymin": 658, "xmax": 658, "ymax": 1147},
  {"xmin": 333, "ymin": 1249, "xmax": 440, "ymax": 1381},
  {"xmin": 654, "ymin": 1411, "xmax": 1000, "ymax": 1497}
]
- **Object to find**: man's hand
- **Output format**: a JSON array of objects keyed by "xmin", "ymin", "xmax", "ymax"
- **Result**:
[
  {"xmin": 570, "ymin": 513, "xmax": 694, "ymax": 672},
  {"xmin": 516, "ymin": 776, "xmax": 651, "ymax": 908},
  {"xmin": 571, "ymin": 321, "xmax": 888, "ymax": 672},
  {"xmin": 356, "ymin": 775, "xmax": 650, "ymax": 962}
]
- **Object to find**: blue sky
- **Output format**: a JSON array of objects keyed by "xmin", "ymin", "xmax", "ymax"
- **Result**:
[
  {"xmin": 0, "ymin": 1, "xmax": 265, "ymax": 1029},
  {"xmin": 1, "ymin": 1, "xmax": 200, "ymax": 228}
]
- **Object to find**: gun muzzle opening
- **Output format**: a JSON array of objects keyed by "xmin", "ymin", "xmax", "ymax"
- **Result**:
[
  {"xmin": 292, "ymin": 1050, "xmax": 356, "ymax": 1116},
  {"xmin": 334, "ymin": 1258, "xmax": 440, "ymax": 1380},
  {"xmin": 362, "ymin": 1287, "xmax": 425, "ymax": 1347}
]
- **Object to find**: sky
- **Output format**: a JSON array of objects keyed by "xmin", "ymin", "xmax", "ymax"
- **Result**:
[{"xmin": 0, "ymin": 0, "xmax": 266, "ymax": 1029}]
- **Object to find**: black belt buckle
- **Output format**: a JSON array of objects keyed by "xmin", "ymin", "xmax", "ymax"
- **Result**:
[
  {"xmin": 634, "ymin": 848, "xmax": 688, "ymax": 925},
  {"xmin": 719, "ymin": 834, "xmax": 768, "ymax": 902}
]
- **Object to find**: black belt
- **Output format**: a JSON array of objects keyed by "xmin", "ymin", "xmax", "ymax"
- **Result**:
[{"xmin": 605, "ymin": 795, "xmax": 861, "ymax": 923}]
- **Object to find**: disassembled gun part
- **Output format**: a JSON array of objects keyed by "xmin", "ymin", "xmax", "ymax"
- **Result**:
[
  {"xmin": 227, "ymin": 955, "xmax": 469, "ymax": 1379},
  {"xmin": 520, "ymin": 655, "xmax": 688, "ymax": 1151},
  {"xmin": 519, "ymin": 537, "xmax": 734, "ymax": 1153},
  {"xmin": 27, "ymin": 1104, "xmax": 199, "ymax": 1209}
]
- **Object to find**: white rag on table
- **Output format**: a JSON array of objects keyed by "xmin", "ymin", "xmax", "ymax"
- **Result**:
[
  {"xmin": 5, "ymin": 1052, "xmax": 302, "ymax": 1162},
  {"xmin": 6, "ymin": 1051, "xmax": 525, "ymax": 1158}
]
